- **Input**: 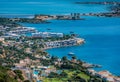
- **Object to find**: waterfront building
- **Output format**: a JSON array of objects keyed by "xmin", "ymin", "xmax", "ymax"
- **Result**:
[
  {"xmin": 87, "ymin": 69, "xmax": 97, "ymax": 76},
  {"xmin": 35, "ymin": 14, "xmax": 56, "ymax": 20},
  {"xmin": 0, "ymin": 37, "xmax": 4, "ymax": 42},
  {"xmin": 10, "ymin": 27, "xmax": 36, "ymax": 34},
  {"xmin": 44, "ymin": 38, "xmax": 84, "ymax": 49},
  {"xmin": 96, "ymin": 70, "xmax": 120, "ymax": 82},
  {"xmin": 2, "ymin": 33, "xmax": 20, "ymax": 39},
  {"xmin": 32, "ymin": 32, "xmax": 63, "ymax": 38},
  {"xmin": 0, "ymin": 26, "xmax": 10, "ymax": 30}
]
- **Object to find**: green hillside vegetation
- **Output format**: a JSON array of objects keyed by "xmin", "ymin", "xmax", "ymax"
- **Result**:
[
  {"xmin": 0, "ymin": 66, "xmax": 18, "ymax": 82},
  {"xmin": 0, "ymin": 66, "xmax": 26, "ymax": 82}
]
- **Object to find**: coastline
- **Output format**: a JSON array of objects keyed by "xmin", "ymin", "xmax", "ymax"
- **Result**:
[
  {"xmin": 22, "ymin": 19, "xmax": 119, "ymax": 75},
  {"xmin": 0, "ymin": 16, "xmax": 120, "ymax": 82},
  {"xmin": 18, "ymin": 14, "xmax": 119, "ymax": 75},
  {"xmin": 0, "ymin": 0, "xmax": 120, "ymax": 82},
  {"xmin": 43, "ymin": 38, "xmax": 85, "ymax": 50}
]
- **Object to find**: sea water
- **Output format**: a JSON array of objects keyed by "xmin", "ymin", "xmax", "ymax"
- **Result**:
[{"xmin": 0, "ymin": 0, "xmax": 120, "ymax": 75}]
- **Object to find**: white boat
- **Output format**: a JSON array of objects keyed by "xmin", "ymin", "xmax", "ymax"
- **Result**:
[{"xmin": 68, "ymin": 52, "xmax": 75, "ymax": 56}]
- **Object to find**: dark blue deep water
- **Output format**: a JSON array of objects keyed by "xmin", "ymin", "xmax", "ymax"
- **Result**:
[{"xmin": 0, "ymin": 0, "xmax": 120, "ymax": 75}]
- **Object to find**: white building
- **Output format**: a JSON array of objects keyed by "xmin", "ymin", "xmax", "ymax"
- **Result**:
[
  {"xmin": 96, "ymin": 70, "xmax": 117, "ymax": 82},
  {"xmin": 0, "ymin": 37, "xmax": 4, "ymax": 42},
  {"xmin": 32, "ymin": 32, "xmax": 63, "ymax": 38}
]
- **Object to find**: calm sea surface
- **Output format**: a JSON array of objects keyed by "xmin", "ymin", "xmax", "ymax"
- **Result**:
[{"xmin": 0, "ymin": 0, "xmax": 120, "ymax": 75}]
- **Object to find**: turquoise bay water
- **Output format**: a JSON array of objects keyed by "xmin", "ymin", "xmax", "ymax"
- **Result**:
[
  {"xmin": 0, "ymin": 0, "xmax": 108, "ymax": 15},
  {"xmin": 0, "ymin": 0, "xmax": 120, "ymax": 75},
  {"xmin": 22, "ymin": 17, "xmax": 120, "ymax": 75}
]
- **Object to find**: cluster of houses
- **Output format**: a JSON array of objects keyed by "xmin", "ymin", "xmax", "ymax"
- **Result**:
[
  {"xmin": 88, "ymin": 69, "xmax": 120, "ymax": 82},
  {"xmin": 44, "ymin": 38, "xmax": 84, "ymax": 49},
  {"xmin": 0, "ymin": 37, "xmax": 4, "ymax": 42},
  {"xmin": 3, "ymin": 33, "xmax": 20, "ymax": 38},
  {"xmin": 1, "ymin": 24, "xmax": 65, "ymax": 39},
  {"xmin": 9, "ymin": 27, "xmax": 36, "ymax": 34},
  {"xmin": 0, "ymin": 25, "xmax": 10, "ymax": 32},
  {"xmin": 14, "ymin": 57, "xmax": 31, "ymax": 69},
  {"xmin": 11, "ymin": 58, "xmax": 32, "ymax": 81},
  {"xmin": 35, "ymin": 14, "xmax": 56, "ymax": 20},
  {"xmin": 32, "ymin": 66, "xmax": 57, "ymax": 82},
  {"xmin": 32, "ymin": 32, "xmax": 64, "ymax": 38},
  {"xmin": 13, "ymin": 57, "xmax": 42, "ymax": 81},
  {"xmin": 0, "ymin": 26, "xmax": 36, "ymax": 38},
  {"xmin": 12, "ymin": 57, "xmax": 58, "ymax": 82},
  {"xmin": 35, "ymin": 13, "xmax": 82, "ymax": 20}
]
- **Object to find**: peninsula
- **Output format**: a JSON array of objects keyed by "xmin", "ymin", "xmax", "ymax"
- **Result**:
[{"xmin": 0, "ymin": 17, "xmax": 120, "ymax": 82}]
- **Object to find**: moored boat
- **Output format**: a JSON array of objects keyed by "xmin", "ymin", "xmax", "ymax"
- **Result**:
[{"xmin": 68, "ymin": 52, "xmax": 75, "ymax": 56}]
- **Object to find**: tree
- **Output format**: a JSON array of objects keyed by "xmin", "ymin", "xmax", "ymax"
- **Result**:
[
  {"xmin": 51, "ymin": 56, "xmax": 58, "ymax": 61},
  {"xmin": 13, "ymin": 70, "xmax": 24, "ymax": 80},
  {"xmin": 24, "ymin": 80, "xmax": 30, "ymax": 82},
  {"xmin": 62, "ymin": 56, "xmax": 68, "ymax": 62},
  {"xmin": 0, "ymin": 32, "xmax": 3, "ymax": 36},
  {"xmin": 77, "ymin": 59, "xmax": 83, "ymax": 65},
  {"xmin": 0, "ymin": 78, "xmax": 4, "ymax": 82},
  {"xmin": 48, "ymin": 72, "xmax": 59, "ymax": 78},
  {"xmin": 0, "ymin": 66, "xmax": 18, "ymax": 82},
  {"xmin": 88, "ymin": 78, "xmax": 102, "ymax": 82},
  {"xmin": 38, "ymin": 70, "xmax": 42, "ymax": 77},
  {"xmin": 0, "ymin": 42, "xmax": 2, "ymax": 46},
  {"xmin": 13, "ymin": 70, "xmax": 22, "ymax": 74},
  {"xmin": 72, "ymin": 55, "xmax": 76, "ymax": 60},
  {"xmin": 60, "ymin": 71, "xmax": 68, "ymax": 78},
  {"xmin": 70, "ymin": 75, "xmax": 86, "ymax": 82}
]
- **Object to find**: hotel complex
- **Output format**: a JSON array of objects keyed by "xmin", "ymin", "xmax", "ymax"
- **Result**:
[{"xmin": 32, "ymin": 32, "xmax": 63, "ymax": 38}]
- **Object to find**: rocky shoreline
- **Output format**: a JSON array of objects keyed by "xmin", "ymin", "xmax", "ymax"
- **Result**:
[{"xmin": 75, "ymin": 1, "xmax": 120, "ymax": 5}]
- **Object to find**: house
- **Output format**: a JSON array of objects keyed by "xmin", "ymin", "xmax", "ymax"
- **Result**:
[
  {"xmin": 96, "ymin": 70, "xmax": 116, "ymax": 82},
  {"xmin": 14, "ymin": 58, "xmax": 31, "ymax": 69},
  {"xmin": 0, "ymin": 37, "xmax": 4, "ymax": 42},
  {"xmin": 87, "ymin": 69, "xmax": 97, "ymax": 76}
]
